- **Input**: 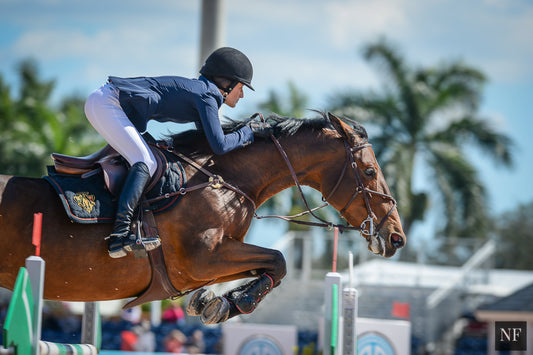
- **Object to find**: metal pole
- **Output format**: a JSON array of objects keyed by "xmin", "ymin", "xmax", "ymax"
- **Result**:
[
  {"xmin": 199, "ymin": 0, "xmax": 226, "ymax": 70},
  {"xmin": 81, "ymin": 302, "xmax": 101, "ymax": 350},
  {"xmin": 342, "ymin": 288, "xmax": 358, "ymax": 355}
]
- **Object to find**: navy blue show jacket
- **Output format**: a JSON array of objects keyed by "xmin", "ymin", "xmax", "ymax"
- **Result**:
[{"xmin": 108, "ymin": 75, "xmax": 254, "ymax": 155}]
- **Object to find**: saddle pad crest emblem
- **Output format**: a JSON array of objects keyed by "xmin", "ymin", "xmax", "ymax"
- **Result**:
[{"xmin": 72, "ymin": 191, "xmax": 96, "ymax": 214}]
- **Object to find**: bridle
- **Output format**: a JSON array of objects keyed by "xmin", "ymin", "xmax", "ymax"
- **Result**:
[
  {"xmin": 259, "ymin": 129, "xmax": 397, "ymax": 237},
  {"xmin": 324, "ymin": 141, "xmax": 398, "ymax": 236}
]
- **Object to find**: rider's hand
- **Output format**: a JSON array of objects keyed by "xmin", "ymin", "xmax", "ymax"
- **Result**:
[{"xmin": 247, "ymin": 121, "xmax": 274, "ymax": 138}]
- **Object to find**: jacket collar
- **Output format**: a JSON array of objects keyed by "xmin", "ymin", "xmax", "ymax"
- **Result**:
[{"xmin": 199, "ymin": 75, "xmax": 223, "ymax": 106}]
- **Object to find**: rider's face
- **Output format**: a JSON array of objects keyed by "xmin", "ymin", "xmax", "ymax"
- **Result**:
[{"xmin": 223, "ymin": 83, "xmax": 244, "ymax": 108}]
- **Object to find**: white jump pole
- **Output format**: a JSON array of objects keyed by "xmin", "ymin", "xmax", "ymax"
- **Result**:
[
  {"xmin": 323, "ymin": 227, "xmax": 342, "ymax": 355},
  {"xmin": 342, "ymin": 252, "xmax": 358, "ymax": 355},
  {"xmin": 28, "ymin": 213, "xmax": 45, "ymax": 355},
  {"xmin": 150, "ymin": 300, "xmax": 162, "ymax": 327},
  {"xmin": 26, "ymin": 257, "xmax": 45, "ymax": 355}
]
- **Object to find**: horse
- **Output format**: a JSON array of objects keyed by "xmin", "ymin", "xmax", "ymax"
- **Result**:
[{"xmin": 0, "ymin": 112, "xmax": 405, "ymax": 324}]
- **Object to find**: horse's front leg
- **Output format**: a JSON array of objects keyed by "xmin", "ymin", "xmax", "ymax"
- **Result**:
[{"xmin": 186, "ymin": 238, "xmax": 286, "ymax": 324}]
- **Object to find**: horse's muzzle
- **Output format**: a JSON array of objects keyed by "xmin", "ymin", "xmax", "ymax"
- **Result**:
[
  {"xmin": 367, "ymin": 231, "xmax": 404, "ymax": 257},
  {"xmin": 391, "ymin": 233, "xmax": 404, "ymax": 249}
]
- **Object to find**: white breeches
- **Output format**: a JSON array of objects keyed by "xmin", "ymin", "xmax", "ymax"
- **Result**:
[{"xmin": 84, "ymin": 83, "xmax": 157, "ymax": 177}]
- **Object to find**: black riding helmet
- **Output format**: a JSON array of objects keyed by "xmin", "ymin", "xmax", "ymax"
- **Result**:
[{"xmin": 200, "ymin": 47, "xmax": 254, "ymax": 91}]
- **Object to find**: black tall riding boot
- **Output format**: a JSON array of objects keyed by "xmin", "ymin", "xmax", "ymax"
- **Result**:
[{"xmin": 107, "ymin": 162, "xmax": 160, "ymax": 258}]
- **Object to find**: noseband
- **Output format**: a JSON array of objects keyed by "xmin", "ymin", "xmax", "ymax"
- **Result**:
[
  {"xmin": 322, "ymin": 141, "xmax": 397, "ymax": 236},
  {"xmin": 256, "ymin": 118, "xmax": 397, "ymax": 238}
]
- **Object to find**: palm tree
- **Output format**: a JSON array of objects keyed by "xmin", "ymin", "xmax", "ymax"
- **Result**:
[
  {"xmin": 330, "ymin": 38, "xmax": 514, "ymax": 239},
  {"xmin": 0, "ymin": 59, "xmax": 103, "ymax": 177}
]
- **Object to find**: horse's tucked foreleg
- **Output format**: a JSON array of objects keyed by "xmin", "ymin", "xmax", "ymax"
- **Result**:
[
  {"xmin": 199, "ymin": 273, "xmax": 274, "ymax": 324},
  {"xmin": 224, "ymin": 273, "xmax": 274, "ymax": 316},
  {"xmin": 184, "ymin": 238, "xmax": 286, "ymax": 324}
]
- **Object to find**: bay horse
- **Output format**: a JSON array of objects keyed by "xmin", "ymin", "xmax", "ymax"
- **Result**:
[{"xmin": 0, "ymin": 112, "xmax": 405, "ymax": 324}]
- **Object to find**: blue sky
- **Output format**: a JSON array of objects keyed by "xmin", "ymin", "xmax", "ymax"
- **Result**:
[{"xmin": 1, "ymin": 0, "xmax": 532, "ymax": 245}]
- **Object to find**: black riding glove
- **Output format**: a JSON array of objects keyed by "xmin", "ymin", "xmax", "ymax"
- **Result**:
[{"xmin": 247, "ymin": 121, "xmax": 274, "ymax": 138}]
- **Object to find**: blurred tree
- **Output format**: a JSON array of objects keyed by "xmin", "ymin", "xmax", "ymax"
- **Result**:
[
  {"xmin": 259, "ymin": 81, "xmax": 308, "ymax": 118},
  {"xmin": 493, "ymin": 201, "xmax": 533, "ymax": 270},
  {"xmin": 330, "ymin": 38, "xmax": 514, "ymax": 241},
  {"xmin": 0, "ymin": 59, "xmax": 103, "ymax": 177},
  {"xmin": 0, "ymin": 75, "xmax": 15, "ymax": 169}
]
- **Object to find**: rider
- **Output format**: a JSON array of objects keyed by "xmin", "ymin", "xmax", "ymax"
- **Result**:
[{"xmin": 84, "ymin": 47, "xmax": 272, "ymax": 258}]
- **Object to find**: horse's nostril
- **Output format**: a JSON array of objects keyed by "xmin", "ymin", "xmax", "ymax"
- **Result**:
[{"xmin": 391, "ymin": 234, "xmax": 404, "ymax": 248}]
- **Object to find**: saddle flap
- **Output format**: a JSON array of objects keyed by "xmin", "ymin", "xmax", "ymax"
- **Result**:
[
  {"xmin": 100, "ymin": 159, "xmax": 127, "ymax": 196},
  {"xmin": 102, "ymin": 146, "xmax": 166, "ymax": 196}
]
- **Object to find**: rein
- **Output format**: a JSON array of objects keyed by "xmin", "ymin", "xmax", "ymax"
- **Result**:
[{"xmin": 145, "ymin": 143, "xmax": 257, "ymax": 210}]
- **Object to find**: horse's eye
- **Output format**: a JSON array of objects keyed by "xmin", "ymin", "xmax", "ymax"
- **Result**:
[{"xmin": 364, "ymin": 168, "xmax": 376, "ymax": 179}]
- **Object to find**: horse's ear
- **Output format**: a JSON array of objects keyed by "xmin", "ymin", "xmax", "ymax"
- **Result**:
[{"xmin": 328, "ymin": 112, "xmax": 355, "ymax": 144}]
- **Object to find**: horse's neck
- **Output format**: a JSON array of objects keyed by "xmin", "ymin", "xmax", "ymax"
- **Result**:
[{"xmin": 226, "ymin": 135, "xmax": 339, "ymax": 207}]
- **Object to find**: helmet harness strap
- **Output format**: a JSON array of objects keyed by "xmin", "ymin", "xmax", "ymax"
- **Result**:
[{"xmin": 221, "ymin": 80, "xmax": 239, "ymax": 102}]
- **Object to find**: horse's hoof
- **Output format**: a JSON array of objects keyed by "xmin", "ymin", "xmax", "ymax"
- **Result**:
[
  {"xmin": 186, "ymin": 288, "xmax": 215, "ymax": 316},
  {"xmin": 201, "ymin": 296, "xmax": 230, "ymax": 324}
]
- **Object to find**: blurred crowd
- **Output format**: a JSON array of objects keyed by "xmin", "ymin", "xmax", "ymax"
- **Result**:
[
  {"xmin": 0, "ymin": 299, "xmax": 221, "ymax": 354},
  {"xmin": 0, "ymin": 298, "xmax": 319, "ymax": 354},
  {"xmin": 117, "ymin": 302, "xmax": 213, "ymax": 353}
]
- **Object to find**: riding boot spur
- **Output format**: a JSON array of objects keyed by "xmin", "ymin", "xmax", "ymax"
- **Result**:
[{"xmin": 107, "ymin": 161, "xmax": 161, "ymax": 258}]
